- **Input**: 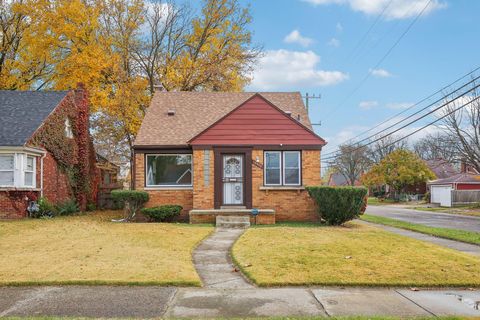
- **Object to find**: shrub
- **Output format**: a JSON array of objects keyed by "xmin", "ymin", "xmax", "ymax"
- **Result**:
[
  {"xmin": 306, "ymin": 186, "xmax": 368, "ymax": 225},
  {"xmin": 86, "ymin": 202, "xmax": 96, "ymax": 211},
  {"xmin": 111, "ymin": 190, "xmax": 149, "ymax": 221},
  {"xmin": 31, "ymin": 197, "xmax": 57, "ymax": 218},
  {"xmin": 56, "ymin": 199, "xmax": 79, "ymax": 216},
  {"xmin": 141, "ymin": 205, "xmax": 183, "ymax": 222}
]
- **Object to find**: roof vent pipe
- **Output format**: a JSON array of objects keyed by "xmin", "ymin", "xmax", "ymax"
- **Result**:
[{"xmin": 167, "ymin": 110, "xmax": 175, "ymax": 116}]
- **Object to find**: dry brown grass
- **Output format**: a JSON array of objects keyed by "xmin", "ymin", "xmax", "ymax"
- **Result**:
[
  {"xmin": 232, "ymin": 222, "xmax": 480, "ymax": 287},
  {"xmin": 0, "ymin": 211, "xmax": 212, "ymax": 286}
]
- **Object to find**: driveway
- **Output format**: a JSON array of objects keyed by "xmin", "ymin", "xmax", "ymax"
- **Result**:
[{"xmin": 366, "ymin": 205, "xmax": 480, "ymax": 233}]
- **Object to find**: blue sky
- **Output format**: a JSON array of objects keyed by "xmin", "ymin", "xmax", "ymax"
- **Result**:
[{"xmin": 243, "ymin": 0, "xmax": 480, "ymax": 154}]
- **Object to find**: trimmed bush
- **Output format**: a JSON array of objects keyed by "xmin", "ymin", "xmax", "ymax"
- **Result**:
[
  {"xmin": 111, "ymin": 190, "xmax": 149, "ymax": 221},
  {"xmin": 306, "ymin": 186, "xmax": 368, "ymax": 225},
  {"xmin": 141, "ymin": 205, "xmax": 183, "ymax": 222}
]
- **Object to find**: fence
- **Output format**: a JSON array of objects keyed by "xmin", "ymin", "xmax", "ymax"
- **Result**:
[
  {"xmin": 452, "ymin": 190, "xmax": 480, "ymax": 206},
  {"xmin": 97, "ymin": 183, "xmax": 123, "ymax": 209}
]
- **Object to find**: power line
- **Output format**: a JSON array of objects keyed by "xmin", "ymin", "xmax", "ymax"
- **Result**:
[
  {"xmin": 344, "ymin": 0, "xmax": 393, "ymax": 63},
  {"xmin": 334, "ymin": 66, "xmax": 480, "ymax": 147},
  {"xmin": 321, "ymin": 81, "xmax": 480, "ymax": 162},
  {"xmin": 322, "ymin": 71, "xmax": 480, "ymax": 157},
  {"xmin": 322, "ymin": 0, "xmax": 432, "ymax": 122}
]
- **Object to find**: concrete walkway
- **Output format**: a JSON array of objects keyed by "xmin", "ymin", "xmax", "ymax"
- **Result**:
[
  {"xmin": 193, "ymin": 227, "xmax": 253, "ymax": 289},
  {"xmin": 359, "ymin": 220, "xmax": 480, "ymax": 257},
  {"xmin": 366, "ymin": 205, "xmax": 480, "ymax": 232}
]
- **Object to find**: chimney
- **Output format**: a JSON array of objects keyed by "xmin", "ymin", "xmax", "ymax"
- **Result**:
[
  {"xmin": 460, "ymin": 160, "xmax": 467, "ymax": 173},
  {"xmin": 153, "ymin": 81, "xmax": 164, "ymax": 92}
]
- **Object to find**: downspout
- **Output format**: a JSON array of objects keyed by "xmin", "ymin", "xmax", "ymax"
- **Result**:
[{"xmin": 40, "ymin": 152, "xmax": 46, "ymax": 197}]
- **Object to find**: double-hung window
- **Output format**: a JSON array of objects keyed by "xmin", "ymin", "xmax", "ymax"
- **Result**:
[
  {"xmin": 24, "ymin": 156, "xmax": 35, "ymax": 187},
  {"xmin": 264, "ymin": 151, "xmax": 301, "ymax": 186},
  {"xmin": 146, "ymin": 154, "xmax": 192, "ymax": 187},
  {"xmin": 0, "ymin": 153, "xmax": 36, "ymax": 188},
  {"xmin": 0, "ymin": 154, "xmax": 15, "ymax": 187}
]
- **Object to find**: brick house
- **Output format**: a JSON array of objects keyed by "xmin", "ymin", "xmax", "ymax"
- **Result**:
[
  {"xmin": 0, "ymin": 87, "xmax": 99, "ymax": 218},
  {"xmin": 133, "ymin": 92, "xmax": 326, "ymax": 224}
]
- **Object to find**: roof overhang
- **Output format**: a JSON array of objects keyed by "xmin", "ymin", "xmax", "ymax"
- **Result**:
[{"xmin": 0, "ymin": 146, "xmax": 47, "ymax": 155}]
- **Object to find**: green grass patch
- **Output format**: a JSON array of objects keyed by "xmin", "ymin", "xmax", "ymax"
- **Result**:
[
  {"xmin": 361, "ymin": 214, "xmax": 480, "ymax": 245},
  {"xmin": 232, "ymin": 223, "xmax": 480, "ymax": 287}
]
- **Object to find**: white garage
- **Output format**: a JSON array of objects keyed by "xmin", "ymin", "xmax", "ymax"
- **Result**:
[{"xmin": 430, "ymin": 185, "xmax": 453, "ymax": 207}]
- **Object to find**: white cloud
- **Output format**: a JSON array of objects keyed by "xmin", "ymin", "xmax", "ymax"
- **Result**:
[
  {"xmin": 336, "ymin": 22, "xmax": 343, "ymax": 32},
  {"xmin": 359, "ymin": 100, "xmax": 379, "ymax": 110},
  {"xmin": 386, "ymin": 102, "xmax": 412, "ymax": 109},
  {"xmin": 249, "ymin": 49, "xmax": 349, "ymax": 90},
  {"xmin": 284, "ymin": 30, "xmax": 314, "ymax": 47},
  {"xmin": 369, "ymin": 68, "xmax": 392, "ymax": 78},
  {"xmin": 328, "ymin": 38, "xmax": 341, "ymax": 47},
  {"xmin": 302, "ymin": 0, "xmax": 446, "ymax": 20}
]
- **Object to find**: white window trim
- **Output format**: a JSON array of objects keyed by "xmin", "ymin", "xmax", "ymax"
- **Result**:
[
  {"xmin": 65, "ymin": 118, "xmax": 73, "ymax": 139},
  {"xmin": 23, "ymin": 155, "xmax": 36, "ymax": 188},
  {"xmin": 0, "ymin": 153, "xmax": 15, "ymax": 188},
  {"xmin": 264, "ymin": 151, "xmax": 282, "ymax": 186},
  {"xmin": 145, "ymin": 154, "xmax": 193, "ymax": 188},
  {"xmin": 283, "ymin": 151, "xmax": 301, "ymax": 186},
  {"xmin": 0, "ymin": 152, "xmax": 37, "ymax": 189}
]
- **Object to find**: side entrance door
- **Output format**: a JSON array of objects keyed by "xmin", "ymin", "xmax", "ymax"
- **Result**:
[{"xmin": 222, "ymin": 154, "xmax": 244, "ymax": 206}]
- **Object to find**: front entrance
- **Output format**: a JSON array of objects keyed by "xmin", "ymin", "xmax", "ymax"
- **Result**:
[{"xmin": 222, "ymin": 154, "xmax": 244, "ymax": 205}]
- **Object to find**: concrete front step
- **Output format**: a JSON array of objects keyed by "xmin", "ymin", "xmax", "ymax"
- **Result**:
[{"xmin": 216, "ymin": 215, "xmax": 250, "ymax": 228}]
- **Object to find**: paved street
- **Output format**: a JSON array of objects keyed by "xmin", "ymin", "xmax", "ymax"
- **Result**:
[{"xmin": 366, "ymin": 205, "xmax": 480, "ymax": 232}]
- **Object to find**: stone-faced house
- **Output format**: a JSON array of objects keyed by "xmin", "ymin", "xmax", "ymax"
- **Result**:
[
  {"xmin": 0, "ymin": 86, "xmax": 99, "ymax": 218},
  {"xmin": 133, "ymin": 92, "xmax": 326, "ymax": 223}
]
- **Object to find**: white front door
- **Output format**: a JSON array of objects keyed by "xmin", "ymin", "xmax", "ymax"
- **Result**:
[{"xmin": 222, "ymin": 154, "xmax": 244, "ymax": 205}]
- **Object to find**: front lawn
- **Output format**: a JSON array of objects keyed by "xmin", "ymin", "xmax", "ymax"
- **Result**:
[
  {"xmin": 361, "ymin": 214, "xmax": 480, "ymax": 245},
  {"xmin": 232, "ymin": 223, "xmax": 480, "ymax": 287},
  {"xmin": 0, "ymin": 211, "xmax": 213, "ymax": 286}
]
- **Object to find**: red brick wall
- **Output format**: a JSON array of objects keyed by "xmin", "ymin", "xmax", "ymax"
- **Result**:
[
  {"xmin": 252, "ymin": 149, "xmax": 321, "ymax": 222},
  {"xmin": 134, "ymin": 153, "xmax": 193, "ymax": 221},
  {"xmin": 0, "ymin": 191, "xmax": 39, "ymax": 218},
  {"xmin": 42, "ymin": 152, "xmax": 72, "ymax": 204}
]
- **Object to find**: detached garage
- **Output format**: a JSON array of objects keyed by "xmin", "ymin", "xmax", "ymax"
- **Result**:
[{"xmin": 428, "ymin": 173, "xmax": 480, "ymax": 207}]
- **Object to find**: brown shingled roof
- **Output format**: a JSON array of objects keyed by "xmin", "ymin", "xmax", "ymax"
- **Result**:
[{"xmin": 134, "ymin": 92, "xmax": 313, "ymax": 147}]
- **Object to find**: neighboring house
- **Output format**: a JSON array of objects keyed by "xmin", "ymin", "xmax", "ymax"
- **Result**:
[
  {"xmin": 327, "ymin": 172, "xmax": 362, "ymax": 187},
  {"xmin": 429, "ymin": 173, "xmax": 480, "ymax": 207},
  {"xmin": 96, "ymin": 153, "xmax": 121, "ymax": 209},
  {"xmin": 0, "ymin": 87, "xmax": 99, "ymax": 218},
  {"xmin": 406, "ymin": 159, "xmax": 458, "ymax": 195},
  {"xmin": 133, "ymin": 92, "xmax": 326, "ymax": 223}
]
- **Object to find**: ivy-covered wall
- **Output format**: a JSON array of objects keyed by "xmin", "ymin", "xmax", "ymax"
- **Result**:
[{"xmin": 28, "ymin": 85, "xmax": 99, "ymax": 210}]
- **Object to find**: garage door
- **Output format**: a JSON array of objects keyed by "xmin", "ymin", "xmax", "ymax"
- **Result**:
[{"xmin": 431, "ymin": 185, "xmax": 452, "ymax": 207}]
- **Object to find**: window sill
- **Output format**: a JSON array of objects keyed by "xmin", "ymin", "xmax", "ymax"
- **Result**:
[
  {"xmin": 144, "ymin": 186, "xmax": 193, "ymax": 191},
  {"xmin": 0, "ymin": 187, "xmax": 40, "ymax": 192},
  {"xmin": 259, "ymin": 186, "xmax": 305, "ymax": 191}
]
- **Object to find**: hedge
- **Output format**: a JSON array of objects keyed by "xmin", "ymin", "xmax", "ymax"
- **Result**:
[
  {"xmin": 141, "ymin": 205, "xmax": 183, "ymax": 222},
  {"xmin": 306, "ymin": 186, "xmax": 368, "ymax": 225},
  {"xmin": 111, "ymin": 190, "xmax": 149, "ymax": 221}
]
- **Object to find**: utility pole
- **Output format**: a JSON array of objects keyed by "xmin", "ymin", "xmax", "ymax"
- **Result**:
[{"xmin": 302, "ymin": 93, "xmax": 322, "ymax": 126}]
